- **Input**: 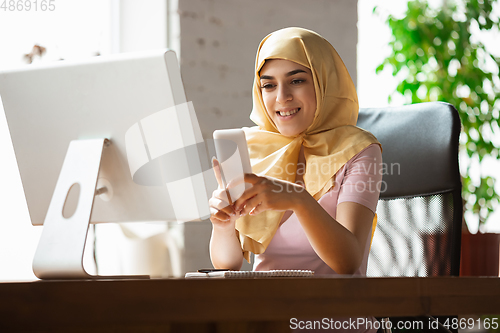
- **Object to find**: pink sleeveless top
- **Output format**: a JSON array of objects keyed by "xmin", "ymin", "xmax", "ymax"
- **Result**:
[{"xmin": 253, "ymin": 144, "xmax": 383, "ymax": 333}]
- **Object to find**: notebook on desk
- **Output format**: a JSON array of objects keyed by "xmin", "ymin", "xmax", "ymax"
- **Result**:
[{"xmin": 185, "ymin": 270, "xmax": 314, "ymax": 278}]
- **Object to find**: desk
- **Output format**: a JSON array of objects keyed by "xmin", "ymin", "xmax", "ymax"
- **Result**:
[{"xmin": 1, "ymin": 276, "xmax": 499, "ymax": 332}]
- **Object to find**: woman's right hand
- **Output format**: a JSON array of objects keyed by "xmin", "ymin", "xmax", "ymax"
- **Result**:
[
  {"xmin": 209, "ymin": 158, "xmax": 238, "ymax": 229},
  {"xmin": 209, "ymin": 157, "xmax": 245, "ymax": 270}
]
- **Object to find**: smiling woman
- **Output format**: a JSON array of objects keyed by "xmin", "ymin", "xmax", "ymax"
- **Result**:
[
  {"xmin": 209, "ymin": 28, "xmax": 381, "ymax": 267},
  {"xmin": 208, "ymin": 27, "xmax": 384, "ymax": 332},
  {"xmin": 259, "ymin": 59, "xmax": 317, "ymax": 137}
]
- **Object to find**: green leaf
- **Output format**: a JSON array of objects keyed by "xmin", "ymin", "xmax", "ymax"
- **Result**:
[
  {"xmin": 375, "ymin": 63, "xmax": 385, "ymax": 74},
  {"xmin": 374, "ymin": 0, "xmax": 500, "ymax": 226}
]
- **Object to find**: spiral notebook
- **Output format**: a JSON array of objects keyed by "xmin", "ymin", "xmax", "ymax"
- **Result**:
[{"xmin": 185, "ymin": 270, "xmax": 314, "ymax": 279}]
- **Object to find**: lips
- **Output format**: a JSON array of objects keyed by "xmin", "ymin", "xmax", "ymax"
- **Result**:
[{"xmin": 277, "ymin": 108, "xmax": 300, "ymax": 117}]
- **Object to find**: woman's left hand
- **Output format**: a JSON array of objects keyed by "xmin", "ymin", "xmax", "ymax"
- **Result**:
[{"xmin": 230, "ymin": 173, "xmax": 308, "ymax": 216}]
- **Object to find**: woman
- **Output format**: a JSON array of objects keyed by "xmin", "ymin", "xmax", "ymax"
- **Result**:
[{"xmin": 209, "ymin": 27, "xmax": 382, "ymax": 282}]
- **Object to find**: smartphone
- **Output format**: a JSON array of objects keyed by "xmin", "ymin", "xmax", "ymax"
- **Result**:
[{"xmin": 213, "ymin": 129, "xmax": 253, "ymax": 202}]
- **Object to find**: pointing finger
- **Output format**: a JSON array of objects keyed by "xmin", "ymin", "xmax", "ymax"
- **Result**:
[
  {"xmin": 212, "ymin": 157, "xmax": 234, "ymax": 205},
  {"xmin": 212, "ymin": 157, "xmax": 224, "ymax": 189}
]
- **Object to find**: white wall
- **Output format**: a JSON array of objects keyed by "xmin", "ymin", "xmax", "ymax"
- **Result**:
[
  {"xmin": 114, "ymin": 0, "xmax": 169, "ymax": 53},
  {"xmin": 178, "ymin": 0, "xmax": 358, "ymax": 138}
]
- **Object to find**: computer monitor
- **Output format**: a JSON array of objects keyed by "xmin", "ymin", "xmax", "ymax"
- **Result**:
[{"xmin": 0, "ymin": 50, "xmax": 214, "ymax": 279}]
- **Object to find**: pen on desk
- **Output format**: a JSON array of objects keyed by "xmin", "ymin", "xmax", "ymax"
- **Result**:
[{"xmin": 197, "ymin": 269, "xmax": 230, "ymax": 273}]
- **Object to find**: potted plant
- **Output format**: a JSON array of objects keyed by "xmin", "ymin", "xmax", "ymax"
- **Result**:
[{"xmin": 375, "ymin": 0, "xmax": 500, "ymax": 277}]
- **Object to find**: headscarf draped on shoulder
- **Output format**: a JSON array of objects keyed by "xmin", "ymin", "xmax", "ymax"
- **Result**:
[{"xmin": 237, "ymin": 27, "xmax": 381, "ymax": 262}]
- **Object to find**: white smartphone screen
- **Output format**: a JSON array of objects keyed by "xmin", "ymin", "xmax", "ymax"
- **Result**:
[{"xmin": 213, "ymin": 129, "xmax": 252, "ymax": 202}]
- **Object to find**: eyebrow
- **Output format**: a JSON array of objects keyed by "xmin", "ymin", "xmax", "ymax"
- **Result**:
[{"xmin": 260, "ymin": 69, "xmax": 307, "ymax": 80}]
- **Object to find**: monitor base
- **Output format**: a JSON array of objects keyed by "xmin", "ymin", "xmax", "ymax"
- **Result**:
[{"xmin": 32, "ymin": 138, "xmax": 150, "ymax": 280}]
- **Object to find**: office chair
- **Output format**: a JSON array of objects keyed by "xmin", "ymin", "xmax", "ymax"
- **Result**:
[{"xmin": 357, "ymin": 102, "xmax": 463, "ymax": 333}]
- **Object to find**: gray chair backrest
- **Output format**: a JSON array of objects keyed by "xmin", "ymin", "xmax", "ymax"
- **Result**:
[{"xmin": 357, "ymin": 102, "xmax": 462, "ymax": 277}]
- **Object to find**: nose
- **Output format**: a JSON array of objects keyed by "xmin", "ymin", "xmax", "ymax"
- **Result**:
[{"xmin": 276, "ymin": 85, "xmax": 292, "ymax": 104}]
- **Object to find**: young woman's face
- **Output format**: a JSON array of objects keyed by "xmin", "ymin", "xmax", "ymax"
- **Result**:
[{"xmin": 259, "ymin": 59, "xmax": 317, "ymax": 137}]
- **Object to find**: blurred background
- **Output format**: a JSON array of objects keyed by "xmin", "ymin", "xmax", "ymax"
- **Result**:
[{"xmin": 0, "ymin": 0, "xmax": 499, "ymax": 281}]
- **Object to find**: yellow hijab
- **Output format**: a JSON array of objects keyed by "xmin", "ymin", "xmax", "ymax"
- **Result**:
[{"xmin": 236, "ymin": 27, "xmax": 381, "ymax": 262}]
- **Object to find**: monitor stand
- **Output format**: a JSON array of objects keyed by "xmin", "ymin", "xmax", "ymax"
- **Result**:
[{"xmin": 32, "ymin": 138, "xmax": 149, "ymax": 279}]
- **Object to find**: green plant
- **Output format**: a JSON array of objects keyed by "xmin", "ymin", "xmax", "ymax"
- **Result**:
[{"xmin": 375, "ymin": 0, "xmax": 500, "ymax": 228}]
